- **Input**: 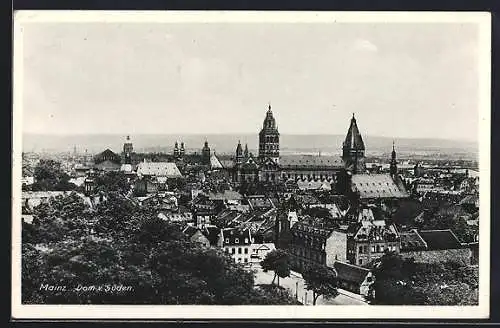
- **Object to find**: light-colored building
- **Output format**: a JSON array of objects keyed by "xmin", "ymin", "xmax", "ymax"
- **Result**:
[{"xmin": 222, "ymin": 228, "xmax": 253, "ymax": 265}]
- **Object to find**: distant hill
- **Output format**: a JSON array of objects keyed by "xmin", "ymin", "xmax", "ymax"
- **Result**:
[{"xmin": 22, "ymin": 133, "xmax": 478, "ymax": 161}]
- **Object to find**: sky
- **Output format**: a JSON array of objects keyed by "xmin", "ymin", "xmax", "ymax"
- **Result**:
[{"xmin": 20, "ymin": 20, "xmax": 480, "ymax": 142}]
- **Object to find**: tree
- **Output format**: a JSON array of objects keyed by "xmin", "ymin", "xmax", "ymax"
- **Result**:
[
  {"xmin": 302, "ymin": 264, "xmax": 339, "ymax": 305},
  {"xmin": 93, "ymin": 171, "xmax": 130, "ymax": 194},
  {"xmin": 32, "ymin": 160, "xmax": 76, "ymax": 191},
  {"xmin": 22, "ymin": 192, "xmax": 299, "ymax": 305},
  {"xmin": 260, "ymin": 249, "xmax": 290, "ymax": 286}
]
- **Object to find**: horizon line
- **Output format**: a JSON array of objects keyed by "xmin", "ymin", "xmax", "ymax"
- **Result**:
[{"xmin": 22, "ymin": 131, "xmax": 478, "ymax": 144}]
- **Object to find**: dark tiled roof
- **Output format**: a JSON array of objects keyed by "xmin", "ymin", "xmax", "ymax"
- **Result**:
[
  {"xmin": 400, "ymin": 230, "xmax": 428, "ymax": 251},
  {"xmin": 222, "ymin": 228, "xmax": 252, "ymax": 246},
  {"xmin": 418, "ymin": 229, "xmax": 462, "ymax": 250},
  {"xmin": 279, "ymin": 155, "xmax": 344, "ymax": 169},
  {"xmin": 333, "ymin": 261, "xmax": 370, "ymax": 285},
  {"xmin": 351, "ymin": 174, "xmax": 408, "ymax": 199}
]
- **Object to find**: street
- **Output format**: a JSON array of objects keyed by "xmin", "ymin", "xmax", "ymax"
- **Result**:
[{"xmin": 249, "ymin": 264, "xmax": 368, "ymax": 306}]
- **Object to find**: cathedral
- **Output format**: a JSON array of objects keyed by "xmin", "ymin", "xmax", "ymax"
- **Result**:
[
  {"xmin": 203, "ymin": 104, "xmax": 407, "ymax": 198},
  {"xmin": 213, "ymin": 105, "xmax": 370, "ymax": 183}
]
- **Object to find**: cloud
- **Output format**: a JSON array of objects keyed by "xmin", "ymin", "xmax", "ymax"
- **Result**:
[{"xmin": 353, "ymin": 39, "xmax": 378, "ymax": 53}]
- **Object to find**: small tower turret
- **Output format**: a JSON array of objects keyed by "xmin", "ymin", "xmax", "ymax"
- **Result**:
[{"xmin": 390, "ymin": 141, "xmax": 398, "ymax": 177}]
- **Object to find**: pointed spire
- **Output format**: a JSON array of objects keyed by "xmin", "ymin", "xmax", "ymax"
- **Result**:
[
  {"xmin": 343, "ymin": 113, "xmax": 365, "ymax": 151},
  {"xmin": 391, "ymin": 140, "xmax": 397, "ymax": 160},
  {"xmin": 390, "ymin": 140, "xmax": 398, "ymax": 176},
  {"xmin": 244, "ymin": 143, "xmax": 249, "ymax": 158}
]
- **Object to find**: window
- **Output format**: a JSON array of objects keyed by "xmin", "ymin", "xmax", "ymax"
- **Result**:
[
  {"xmin": 244, "ymin": 258, "xmax": 248, "ymax": 263},
  {"xmin": 244, "ymin": 248, "xmax": 248, "ymax": 254},
  {"xmin": 235, "ymin": 238, "xmax": 239, "ymax": 244},
  {"xmin": 359, "ymin": 246, "xmax": 363, "ymax": 254},
  {"xmin": 225, "ymin": 238, "xmax": 229, "ymax": 243},
  {"xmin": 371, "ymin": 246, "xmax": 376, "ymax": 253},
  {"xmin": 359, "ymin": 259, "xmax": 363, "ymax": 265},
  {"xmin": 232, "ymin": 248, "xmax": 235, "ymax": 254},
  {"xmin": 244, "ymin": 238, "xmax": 249, "ymax": 243},
  {"xmin": 238, "ymin": 248, "xmax": 242, "ymax": 254},
  {"xmin": 225, "ymin": 248, "xmax": 229, "ymax": 253}
]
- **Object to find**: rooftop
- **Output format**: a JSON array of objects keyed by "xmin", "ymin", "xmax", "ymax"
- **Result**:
[{"xmin": 351, "ymin": 174, "xmax": 408, "ymax": 199}]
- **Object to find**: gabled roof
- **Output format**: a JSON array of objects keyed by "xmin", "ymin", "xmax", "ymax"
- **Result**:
[
  {"xmin": 136, "ymin": 162, "xmax": 182, "ymax": 178},
  {"xmin": 417, "ymin": 229, "xmax": 463, "ymax": 250},
  {"xmin": 351, "ymin": 174, "xmax": 408, "ymax": 199},
  {"xmin": 220, "ymin": 159, "xmax": 235, "ymax": 169},
  {"xmin": 400, "ymin": 230, "xmax": 428, "ymax": 251},
  {"xmin": 210, "ymin": 153, "xmax": 224, "ymax": 169},
  {"xmin": 279, "ymin": 155, "xmax": 344, "ymax": 169},
  {"xmin": 333, "ymin": 261, "xmax": 371, "ymax": 285},
  {"xmin": 94, "ymin": 149, "xmax": 121, "ymax": 164},
  {"xmin": 343, "ymin": 115, "xmax": 365, "ymax": 150}
]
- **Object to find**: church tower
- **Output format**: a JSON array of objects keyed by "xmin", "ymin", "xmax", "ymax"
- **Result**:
[
  {"xmin": 258, "ymin": 104, "xmax": 280, "ymax": 163},
  {"xmin": 202, "ymin": 140, "xmax": 211, "ymax": 165},
  {"xmin": 174, "ymin": 141, "xmax": 180, "ymax": 158},
  {"xmin": 235, "ymin": 140, "xmax": 244, "ymax": 165},
  {"xmin": 180, "ymin": 142, "xmax": 185, "ymax": 157},
  {"xmin": 244, "ymin": 143, "xmax": 249, "ymax": 159},
  {"xmin": 123, "ymin": 135, "xmax": 133, "ymax": 164},
  {"xmin": 390, "ymin": 141, "xmax": 398, "ymax": 177},
  {"xmin": 342, "ymin": 114, "xmax": 366, "ymax": 174}
]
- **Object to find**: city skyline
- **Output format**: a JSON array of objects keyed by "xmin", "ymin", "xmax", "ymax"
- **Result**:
[{"xmin": 21, "ymin": 21, "xmax": 480, "ymax": 142}]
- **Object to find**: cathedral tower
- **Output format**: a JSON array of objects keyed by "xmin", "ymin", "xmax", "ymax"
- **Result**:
[
  {"xmin": 123, "ymin": 135, "xmax": 133, "ymax": 164},
  {"xmin": 258, "ymin": 104, "xmax": 280, "ymax": 163},
  {"xmin": 342, "ymin": 114, "xmax": 366, "ymax": 174}
]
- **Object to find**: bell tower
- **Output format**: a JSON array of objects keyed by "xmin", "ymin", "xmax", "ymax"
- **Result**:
[
  {"xmin": 123, "ymin": 135, "xmax": 133, "ymax": 164},
  {"xmin": 258, "ymin": 104, "xmax": 280, "ymax": 164},
  {"xmin": 342, "ymin": 113, "xmax": 366, "ymax": 174}
]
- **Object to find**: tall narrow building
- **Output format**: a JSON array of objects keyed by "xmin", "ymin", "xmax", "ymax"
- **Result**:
[
  {"xmin": 235, "ymin": 140, "xmax": 244, "ymax": 165},
  {"xmin": 180, "ymin": 142, "xmax": 186, "ymax": 157},
  {"xmin": 202, "ymin": 140, "xmax": 211, "ymax": 165},
  {"xmin": 258, "ymin": 104, "xmax": 280, "ymax": 163},
  {"xmin": 123, "ymin": 135, "xmax": 133, "ymax": 164},
  {"xmin": 390, "ymin": 141, "xmax": 398, "ymax": 177},
  {"xmin": 342, "ymin": 114, "xmax": 366, "ymax": 174},
  {"xmin": 244, "ymin": 143, "xmax": 249, "ymax": 159},
  {"xmin": 173, "ymin": 141, "xmax": 180, "ymax": 158}
]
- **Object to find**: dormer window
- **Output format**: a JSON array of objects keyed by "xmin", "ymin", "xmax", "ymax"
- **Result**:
[
  {"xmin": 225, "ymin": 238, "xmax": 229, "ymax": 243},
  {"xmin": 245, "ymin": 238, "xmax": 249, "ymax": 243},
  {"xmin": 235, "ymin": 238, "xmax": 239, "ymax": 244}
]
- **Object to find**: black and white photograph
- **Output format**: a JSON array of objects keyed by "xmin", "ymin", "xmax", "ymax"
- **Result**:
[{"xmin": 12, "ymin": 11, "xmax": 490, "ymax": 319}]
